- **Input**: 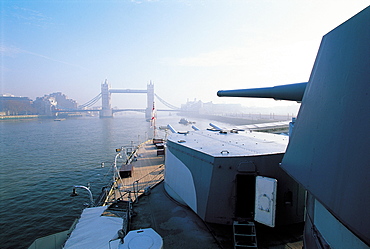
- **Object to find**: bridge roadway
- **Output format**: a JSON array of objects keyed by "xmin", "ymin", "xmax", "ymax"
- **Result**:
[{"xmin": 109, "ymin": 89, "xmax": 147, "ymax": 94}]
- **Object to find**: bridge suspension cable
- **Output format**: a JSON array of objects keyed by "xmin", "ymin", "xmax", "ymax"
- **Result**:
[
  {"xmin": 155, "ymin": 94, "xmax": 180, "ymax": 110},
  {"xmin": 78, "ymin": 93, "xmax": 102, "ymax": 108}
]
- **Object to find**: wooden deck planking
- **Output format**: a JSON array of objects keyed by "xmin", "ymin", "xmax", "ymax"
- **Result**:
[{"xmin": 106, "ymin": 140, "xmax": 165, "ymax": 204}]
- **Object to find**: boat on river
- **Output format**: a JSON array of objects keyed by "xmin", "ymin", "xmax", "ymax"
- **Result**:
[{"xmin": 178, "ymin": 118, "xmax": 195, "ymax": 125}]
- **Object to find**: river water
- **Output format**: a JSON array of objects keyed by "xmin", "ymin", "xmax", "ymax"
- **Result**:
[{"xmin": 0, "ymin": 112, "xmax": 240, "ymax": 248}]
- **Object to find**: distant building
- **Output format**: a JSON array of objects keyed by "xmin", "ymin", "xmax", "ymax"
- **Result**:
[
  {"xmin": 49, "ymin": 92, "xmax": 77, "ymax": 109},
  {"xmin": 0, "ymin": 92, "xmax": 78, "ymax": 116},
  {"xmin": 33, "ymin": 92, "xmax": 78, "ymax": 116},
  {"xmin": 33, "ymin": 96, "xmax": 57, "ymax": 116},
  {"xmin": 0, "ymin": 95, "xmax": 36, "ymax": 115},
  {"xmin": 181, "ymin": 99, "xmax": 243, "ymax": 114},
  {"xmin": 181, "ymin": 99, "xmax": 203, "ymax": 113}
]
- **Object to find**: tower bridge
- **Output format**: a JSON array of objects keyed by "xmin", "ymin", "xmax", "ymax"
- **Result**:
[
  {"xmin": 55, "ymin": 80, "xmax": 180, "ymax": 119},
  {"xmin": 100, "ymin": 79, "xmax": 155, "ymax": 119}
]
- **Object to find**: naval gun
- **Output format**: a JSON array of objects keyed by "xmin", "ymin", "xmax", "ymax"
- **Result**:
[
  {"xmin": 217, "ymin": 82, "xmax": 307, "ymax": 102},
  {"xmin": 216, "ymin": 6, "xmax": 370, "ymax": 248}
]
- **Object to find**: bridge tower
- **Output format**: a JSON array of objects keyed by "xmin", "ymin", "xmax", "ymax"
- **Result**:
[
  {"xmin": 145, "ymin": 81, "xmax": 155, "ymax": 120},
  {"xmin": 100, "ymin": 79, "xmax": 113, "ymax": 118}
]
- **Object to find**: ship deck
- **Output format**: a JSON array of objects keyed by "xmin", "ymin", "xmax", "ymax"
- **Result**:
[
  {"xmin": 105, "ymin": 140, "xmax": 165, "ymax": 204},
  {"xmin": 129, "ymin": 181, "xmax": 303, "ymax": 249},
  {"xmin": 104, "ymin": 140, "xmax": 303, "ymax": 248}
]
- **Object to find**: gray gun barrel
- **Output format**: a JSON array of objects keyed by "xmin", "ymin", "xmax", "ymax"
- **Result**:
[
  {"xmin": 167, "ymin": 124, "xmax": 177, "ymax": 134},
  {"xmin": 217, "ymin": 82, "xmax": 307, "ymax": 102},
  {"xmin": 209, "ymin": 123, "xmax": 223, "ymax": 131}
]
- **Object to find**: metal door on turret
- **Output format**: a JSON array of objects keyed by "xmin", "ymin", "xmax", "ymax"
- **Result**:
[
  {"xmin": 254, "ymin": 176, "xmax": 277, "ymax": 227},
  {"xmin": 235, "ymin": 175, "xmax": 256, "ymax": 219}
]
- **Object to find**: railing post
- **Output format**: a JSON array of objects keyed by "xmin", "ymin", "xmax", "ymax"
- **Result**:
[
  {"xmin": 72, "ymin": 185, "xmax": 95, "ymax": 207},
  {"xmin": 133, "ymin": 180, "xmax": 139, "ymax": 203}
]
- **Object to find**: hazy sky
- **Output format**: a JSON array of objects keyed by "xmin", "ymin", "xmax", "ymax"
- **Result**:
[{"xmin": 1, "ymin": 1, "xmax": 368, "ymax": 111}]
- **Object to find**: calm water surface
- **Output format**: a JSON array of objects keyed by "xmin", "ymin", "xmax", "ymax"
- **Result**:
[{"xmin": 0, "ymin": 113, "xmax": 235, "ymax": 248}]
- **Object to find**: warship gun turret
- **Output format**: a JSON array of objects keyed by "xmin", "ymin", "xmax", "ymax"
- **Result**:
[{"xmin": 217, "ymin": 6, "xmax": 370, "ymax": 249}]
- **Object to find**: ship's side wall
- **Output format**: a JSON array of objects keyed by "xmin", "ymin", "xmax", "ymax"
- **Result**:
[
  {"xmin": 304, "ymin": 193, "xmax": 369, "ymax": 249},
  {"xmin": 165, "ymin": 145, "xmax": 198, "ymax": 212},
  {"xmin": 165, "ymin": 140, "xmax": 215, "ymax": 220}
]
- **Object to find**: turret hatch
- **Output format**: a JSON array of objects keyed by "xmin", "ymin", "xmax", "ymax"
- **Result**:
[{"xmin": 254, "ymin": 176, "xmax": 277, "ymax": 227}]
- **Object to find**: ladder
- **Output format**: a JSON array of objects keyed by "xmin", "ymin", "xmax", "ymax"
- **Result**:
[{"xmin": 233, "ymin": 220, "xmax": 258, "ymax": 248}]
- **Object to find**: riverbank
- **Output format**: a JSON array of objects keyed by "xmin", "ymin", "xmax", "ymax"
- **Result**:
[
  {"xmin": 181, "ymin": 113, "xmax": 294, "ymax": 126},
  {"xmin": 0, "ymin": 114, "xmax": 83, "ymax": 121},
  {"xmin": 0, "ymin": 115, "xmax": 40, "ymax": 120}
]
